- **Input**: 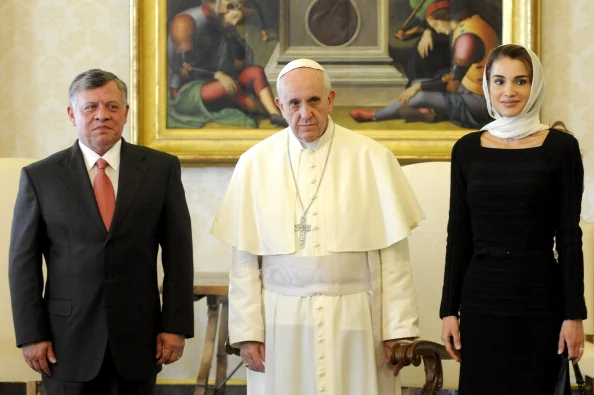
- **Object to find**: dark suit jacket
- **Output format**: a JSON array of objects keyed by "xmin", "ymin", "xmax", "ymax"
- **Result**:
[{"xmin": 9, "ymin": 140, "xmax": 194, "ymax": 381}]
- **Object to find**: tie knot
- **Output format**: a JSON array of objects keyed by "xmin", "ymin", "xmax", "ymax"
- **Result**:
[{"xmin": 96, "ymin": 158, "xmax": 108, "ymax": 170}]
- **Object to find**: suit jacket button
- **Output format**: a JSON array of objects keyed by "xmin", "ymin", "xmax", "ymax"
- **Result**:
[{"xmin": 105, "ymin": 273, "xmax": 113, "ymax": 279}]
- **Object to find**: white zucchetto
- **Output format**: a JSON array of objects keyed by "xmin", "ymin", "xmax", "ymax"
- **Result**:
[{"xmin": 277, "ymin": 59, "xmax": 325, "ymax": 84}]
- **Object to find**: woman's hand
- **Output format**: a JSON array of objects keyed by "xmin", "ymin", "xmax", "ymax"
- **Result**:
[
  {"xmin": 441, "ymin": 316, "xmax": 462, "ymax": 362},
  {"xmin": 559, "ymin": 319, "xmax": 584, "ymax": 363}
]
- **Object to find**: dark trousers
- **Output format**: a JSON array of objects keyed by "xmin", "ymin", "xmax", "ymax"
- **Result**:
[{"xmin": 42, "ymin": 345, "xmax": 157, "ymax": 395}]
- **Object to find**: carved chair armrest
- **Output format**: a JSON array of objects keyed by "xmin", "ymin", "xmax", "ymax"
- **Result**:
[
  {"xmin": 225, "ymin": 336, "xmax": 241, "ymax": 356},
  {"xmin": 390, "ymin": 340, "xmax": 453, "ymax": 395}
]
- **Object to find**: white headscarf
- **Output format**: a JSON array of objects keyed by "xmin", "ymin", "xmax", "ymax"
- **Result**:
[{"xmin": 480, "ymin": 45, "xmax": 549, "ymax": 139}]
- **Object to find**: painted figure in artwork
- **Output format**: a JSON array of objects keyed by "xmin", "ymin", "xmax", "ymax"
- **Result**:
[
  {"xmin": 352, "ymin": 0, "xmax": 501, "ymax": 129},
  {"xmin": 390, "ymin": 0, "xmax": 452, "ymax": 88},
  {"xmin": 167, "ymin": 0, "xmax": 286, "ymax": 129}
]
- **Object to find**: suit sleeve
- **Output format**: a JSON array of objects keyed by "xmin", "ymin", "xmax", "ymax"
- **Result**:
[
  {"xmin": 228, "ymin": 248, "xmax": 264, "ymax": 347},
  {"xmin": 9, "ymin": 168, "xmax": 48, "ymax": 347},
  {"xmin": 380, "ymin": 238, "xmax": 420, "ymax": 340},
  {"xmin": 159, "ymin": 157, "xmax": 194, "ymax": 338}
]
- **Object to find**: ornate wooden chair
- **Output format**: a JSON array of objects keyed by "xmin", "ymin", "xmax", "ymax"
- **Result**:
[
  {"xmin": 0, "ymin": 158, "xmax": 41, "ymax": 395},
  {"xmin": 390, "ymin": 162, "xmax": 458, "ymax": 395}
]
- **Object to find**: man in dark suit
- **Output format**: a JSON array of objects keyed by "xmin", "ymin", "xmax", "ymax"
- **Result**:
[{"xmin": 8, "ymin": 69, "xmax": 194, "ymax": 395}]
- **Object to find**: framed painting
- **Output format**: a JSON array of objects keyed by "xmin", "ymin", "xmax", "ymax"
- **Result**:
[{"xmin": 130, "ymin": 0, "xmax": 540, "ymax": 165}]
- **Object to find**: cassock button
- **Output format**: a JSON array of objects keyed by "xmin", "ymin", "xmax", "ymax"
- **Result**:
[{"xmin": 105, "ymin": 273, "xmax": 113, "ymax": 279}]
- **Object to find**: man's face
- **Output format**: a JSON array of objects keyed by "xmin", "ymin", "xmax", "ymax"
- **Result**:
[
  {"xmin": 426, "ymin": 17, "xmax": 452, "ymax": 35},
  {"xmin": 67, "ymin": 81, "xmax": 129, "ymax": 156},
  {"xmin": 275, "ymin": 68, "xmax": 336, "ymax": 143},
  {"xmin": 222, "ymin": 8, "xmax": 243, "ymax": 27},
  {"xmin": 204, "ymin": 0, "xmax": 233, "ymax": 15}
]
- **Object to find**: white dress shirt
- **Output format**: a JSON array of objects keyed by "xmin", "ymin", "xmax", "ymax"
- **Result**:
[{"xmin": 78, "ymin": 139, "xmax": 121, "ymax": 196}]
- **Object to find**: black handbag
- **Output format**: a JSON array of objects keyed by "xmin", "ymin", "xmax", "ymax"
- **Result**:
[{"xmin": 554, "ymin": 352, "xmax": 587, "ymax": 395}]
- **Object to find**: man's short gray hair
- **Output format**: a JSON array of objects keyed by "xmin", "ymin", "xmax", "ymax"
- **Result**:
[{"xmin": 69, "ymin": 69, "xmax": 127, "ymax": 108}]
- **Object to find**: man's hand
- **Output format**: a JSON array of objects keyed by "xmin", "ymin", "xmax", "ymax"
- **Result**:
[
  {"xmin": 441, "ymin": 316, "xmax": 462, "ymax": 362},
  {"xmin": 417, "ymin": 29, "xmax": 434, "ymax": 59},
  {"xmin": 180, "ymin": 62, "xmax": 192, "ymax": 78},
  {"xmin": 559, "ymin": 319, "xmax": 584, "ymax": 363},
  {"xmin": 214, "ymin": 71, "xmax": 238, "ymax": 95},
  {"xmin": 156, "ymin": 333, "xmax": 185, "ymax": 365},
  {"xmin": 22, "ymin": 340, "xmax": 56, "ymax": 376},
  {"xmin": 240, "ymin": 341, "xmax": 266, "ymax": 373},
  {"xmin": 398, "ymin": 82, "xmax": 421, "ymax": 104}
]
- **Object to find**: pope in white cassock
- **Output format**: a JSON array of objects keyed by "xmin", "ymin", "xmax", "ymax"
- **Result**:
[{"xmin": 211, "ymin": 59, "xmax": 425, "ymax": 395}]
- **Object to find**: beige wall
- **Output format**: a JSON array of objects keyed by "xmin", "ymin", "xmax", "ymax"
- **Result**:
[{"xmin": 1, "ymin": 0, "xmax": 593, "ymax": 382}]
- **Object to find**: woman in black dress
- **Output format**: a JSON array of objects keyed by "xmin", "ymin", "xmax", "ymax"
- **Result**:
[{"xmin": 439, "ymin": 44, "xmax": 587, "ymax": 394}]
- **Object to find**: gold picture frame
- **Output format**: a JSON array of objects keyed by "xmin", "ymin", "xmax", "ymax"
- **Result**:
[{"xmin": 130, "ymin": 0, "xmax": 541, "ymax": 165}]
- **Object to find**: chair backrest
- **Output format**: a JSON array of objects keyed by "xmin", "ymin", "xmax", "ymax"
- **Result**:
[
  {"xmin": 399, "ymin": 161, "xmax": 460, "ymax": 390},
  {"xmin": 0, "ymin": 158, "xmax": 40, "ymax": 382},
  {"xmin": 581, "ymin": 220, "xmax": 594, "ymax": 336}
]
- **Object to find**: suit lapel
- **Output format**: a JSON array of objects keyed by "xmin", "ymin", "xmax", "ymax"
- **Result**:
[
  {"xmin": 108, "ymin": 141, "xmax": 148, "ymax": 239},
  {"xmin": 58, "ymin": 142, "xmax": 106, "ymax": 234}
]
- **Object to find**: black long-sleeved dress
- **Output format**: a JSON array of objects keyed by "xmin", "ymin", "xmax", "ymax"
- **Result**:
[{"xmin": 440, "ymin": 129, "xmax": 587, "ymax": 394}]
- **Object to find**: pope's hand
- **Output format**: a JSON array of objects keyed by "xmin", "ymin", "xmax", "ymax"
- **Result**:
[{"xmin": 240, "ymin": 341, "xmax": 266, "ymax": 373}]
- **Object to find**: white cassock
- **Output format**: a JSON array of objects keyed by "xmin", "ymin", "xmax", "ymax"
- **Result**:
[{"xmin": 211, "ymin": 118, "xmax": 424, "ymax": 395}]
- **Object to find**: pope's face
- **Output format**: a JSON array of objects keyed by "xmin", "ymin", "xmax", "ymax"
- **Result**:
[{"xmin": 275, "ymin": 68, "xmax": 336, "ymax": 143}]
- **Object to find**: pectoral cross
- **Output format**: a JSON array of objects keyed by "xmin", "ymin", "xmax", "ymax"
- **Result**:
[{"xmin": 294, "ymin": 216, "xmax": 311, "ymax": 249}]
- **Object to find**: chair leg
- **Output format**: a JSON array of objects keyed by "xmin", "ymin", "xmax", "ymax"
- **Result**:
[
  {"xmin": 26, "ymin": 381, "xmax": 37, "ymax": 395},
  {"xmin": 195, "ymin": 295, "xmax": 220, "ymax": 395},
  {"xmin": 214, "ymin": 297, "xmax": 229, "ymax": 394}
]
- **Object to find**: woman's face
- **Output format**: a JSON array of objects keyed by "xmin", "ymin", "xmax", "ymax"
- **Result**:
[{"xmin": 488, "ymin": 57, "xmax": 532, "ymax": 117}]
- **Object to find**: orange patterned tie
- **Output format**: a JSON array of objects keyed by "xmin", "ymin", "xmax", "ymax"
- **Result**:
[{"xmin": 94, "ymin": 158, "xmax": 115, "ymax": 231}]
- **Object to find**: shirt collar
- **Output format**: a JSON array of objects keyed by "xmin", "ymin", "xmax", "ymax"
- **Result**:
[
  {"xmin": 78, "ymin": 139, "xmax": 122, "ymax": 172},
  {"xmin": 288, "ymin": 117, "xmax": 335, "ymax": 153}
]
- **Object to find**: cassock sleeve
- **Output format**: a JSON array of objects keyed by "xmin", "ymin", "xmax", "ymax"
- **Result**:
[
  {"xmin": 380, "ymin": 238, "xmax": 420, "ymax": 340},
  {"xmin": 228, "ymin": 248, "xmax": 265, "ymax": 347}
]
